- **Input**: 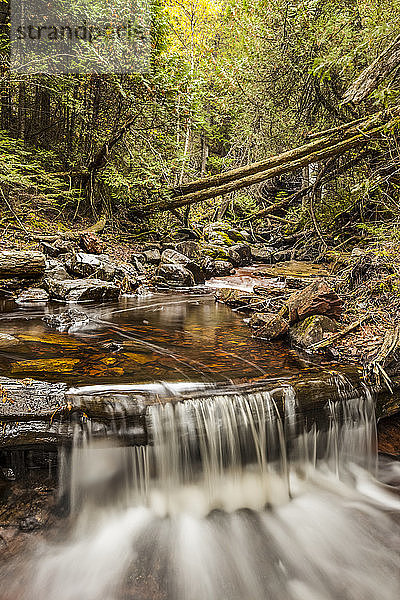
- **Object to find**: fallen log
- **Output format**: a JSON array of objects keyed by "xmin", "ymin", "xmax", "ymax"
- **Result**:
[
  {"xmin": 137, "ymin": 117, "xmax": 398, "ymax": 214},
  {"xmin": 0, "ymin": 251, "xmax": 45, "ymax": 279}
]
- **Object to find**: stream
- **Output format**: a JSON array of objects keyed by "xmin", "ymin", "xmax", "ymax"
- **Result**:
[{"xmin": 0, "ymin": 276, "xmax": 400, "ymax": 599}]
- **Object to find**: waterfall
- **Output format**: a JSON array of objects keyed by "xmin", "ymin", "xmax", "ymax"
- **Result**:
[{"xmin": 3, "ymin": 378, "xmax": 400, "ymax": 600}]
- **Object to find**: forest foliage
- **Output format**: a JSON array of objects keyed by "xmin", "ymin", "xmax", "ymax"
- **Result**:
[{"xmin": 0, "ymin": 0, "xmax": 399, "ymax": 246}]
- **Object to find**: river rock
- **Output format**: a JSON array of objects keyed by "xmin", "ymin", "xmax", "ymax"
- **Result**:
[
  {"xmin": 0, "ymin": 251, "xmax": 46, "ymax": 279},
  {"xmin": 43, "ymin": 308, "xmax": 90, "ymax": 332},
  {"xmin": 65, "ymin": 252, "xmax": 116, "ymax": 281},
  {"xmin": 16, "ymin": 288, "xmax": 49, "ymax": 304},
  {"xmin": 253, "ymin": 314, "xmax": 289, "ymax": 340},
  {"xmin": 161, "ymin": 249, "xmax": 205, "ymax": 284},
  {"xmin": 44, "ymin": 259, "xmax": 69, "ymax": 281},
  {"xmin": 250, "ymin": 246, "xmax": 275, "ymax": 263},
  {"xmin": 227, "ymin": 244, "xmax": 252, "ymax": 267},
  {"xmin": 215, "ymin": 288, "xmax": 264, "ymax": 309},
  {"xmin": 290, "ymin": 315, "xmax": 338, "ymax": 348},
  {"xmin": 175, "ymin": 241, "xmax": 201, "ymax": 260},
  {"xmin": 141, "ymin": 248, "xmax": 161, "ymax": 265},
  {"xmin": 286, "ymin": 280, "xmax": 342, "ymax": 324},
  {"xmin": 156, "ymin": 264, "xmax": 195, "ymax": 287},
  {"xmin": 0, "ymin": 334, "xmax": 20, "ymax": 349},
  {"xmin": 249, "ymin": 312, "xmax": 277, "ymax": 328},
  {"xmin": 46, "ymin": 278, "xmax": 120, "ymax": 302}
]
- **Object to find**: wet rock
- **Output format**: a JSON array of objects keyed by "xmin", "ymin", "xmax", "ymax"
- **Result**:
[
  {"xmin": 0, "ymin": 376, "xmax": 67, "ymax": 419},
  {"xmin": 0, "ymin": 333, "xmax": 20, "ymax": 349},
  {"xmin": 215, "ymin": 288, "xmax": 264, "ymax": 310},
  {"xmin": 141, "ymin": 248, "xmax": 161, "ymax": 265},
  {"xmin": 253, "ymin": 314, "xmax": 289, "ymax": 340},
  {"xmin": 0, "ymin": 251, "xmax": 46, "ymax": 279},
  {"xmin": 156, "ymin": 264, "xmax": 195, "ymax": 287},
  {"xmin": 65, "ymin": 252, "xmax": 116, "ymax": 281},
  {"xmin": 286, "ymin": 280, "xmax": 343, "ymax": 324},
  {"xmin": 43, "ymin": 308, "xmax": 90, "ymax": 332},
  {"xmin": 79, "ymin": 232, "xmax": 104, "ymax": 254},
  {"xmin": 249, "ymin": 312, "xmax": 277, "ymax": 328},
  {"xmin": 16, "ymin": 288, "xmax": 49, "ymax": 304},
  {"xmin": 201, "ymin": 258, "xmax": 234, "ymax": 278},
  {"xmin": 161, "ymin": 249, "xmax": 205, "ymax": 284},
  {"xmin": 19, "ymin": 516, "xmax": 41, "ymax": 532},
  {"xmin": 250, "ymin": 245, "xmax": 275, "ymax": 263},
  {"xmin": 290, "ymin": 315, "xmax": 338, "ymax": 348},
  {"xmin": 44, "ymin": 259, "xmax": 69, "ymax": 281},
  {"xmin": 227, "ymin": 244, "xmax": 252, "ymax": 267},
  {"xmin": 46, "ymin": 278, "xmax": 120, "ymax": 302},
  {"xmin": 130, "ymin": 254, "xmax": 147, "ymax": 274},
  {"xmin": 273, "ymin": 249, "xmax": 295, "ymax": 263}
]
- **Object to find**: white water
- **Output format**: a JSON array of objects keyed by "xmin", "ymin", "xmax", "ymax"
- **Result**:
[{"xmin": 6, "ymin": 381, "xmax": 400, "ymax": 600}]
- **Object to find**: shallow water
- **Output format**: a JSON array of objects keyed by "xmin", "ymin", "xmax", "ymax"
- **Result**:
[{"xmin": 0, "ymin": 291, "xmax": 307, "ymax": 385}]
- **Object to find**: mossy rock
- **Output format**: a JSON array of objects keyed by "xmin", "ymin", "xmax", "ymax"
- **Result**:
[{"xmin": 290, "ymin": 315, "xmax": 338, "ymax": 348}]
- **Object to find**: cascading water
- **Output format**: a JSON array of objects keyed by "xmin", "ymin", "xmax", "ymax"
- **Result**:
[{"xmin": 3, "ymin": 378, "xmax": 400, "ymax": 600}]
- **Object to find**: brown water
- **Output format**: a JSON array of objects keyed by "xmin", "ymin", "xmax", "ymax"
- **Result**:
[{"xmin": 0, "ymin": 291, "xmax": 307, "ymax": 386}]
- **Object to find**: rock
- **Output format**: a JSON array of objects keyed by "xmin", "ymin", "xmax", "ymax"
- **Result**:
[
  {"xmin": 0, "ymin": 334, "xmax": 20, "ymax": 349},
  {"xmin": 16, "ymin": 288, "xmax": 49, "ymax": 304},
  {"xmin": 0, "ymin": 251, "xmax": 45, "ymax": 279},
  {"xmin": 130, "ymin": 254, "xmax": 147, "ymax": 274},
  {"xmin": 215, "ymin": 288, "xmax": 264, "ymax": 309},
  {"xmin": 273, "ymin": 249, "xmax": 295, "ymax": 263},
  {"xmin": 175, "ymin": 241, "xmax": 201, "ymax": 260},
  {"xmin": 19, "ymin": 516, "xmax": 41, "ymax": 532},
  {"xmin": 43, "ymin": 308, "xmax": 90, "ymax": 332},
  {"xmin": 249, "ymin": 312, "xmax": 277, "ymax": 328},
  {"xmin": 290, "ymin": 315, "xmax": 338, "ymax": 348},
  {"xmin": 64, "ymin": 252, "xmax": 115, "ymax": 281},
  {"xmin": 79, "ymin": 232, "xmax": 104, "ymax": 254},
  {"xmin": 286, "ymin": 280, "xmax": 342, "ymax": 324},
  {"xmin": 44, "ymin": 258, "xmax": 70, "ymax": 281},
  {"xmin": 203, "ymin": 222, "xmax": 249, "ymax": 245},
  {"xmin": 40, "ymin": 242, "xmax": 60, "ymax": 257},
  {"xmin": 213, "ymin": 261, "xmax": 235, "ymax": 277},
  {"xmin": 46, "ymin": 278, "xmax": 120, "ymax": 302},
  {"xmin": 250, "ymin": 246, "xmax": 275, "ymax": 263},
  {"xmin": 227, "ymin": 244, "xmax": 252, "ymax": 267},
  {"xmin": 141, "ymin": 248, "xmax": 161, "ymax": 265},
  {"xmin": 161, "ymin": 249, "xmax": 205, "ymax": 284},
  {"xmin": 156, "ymin": 264, "xmax": 195, "ymax": 287},
  {"xmin": 39, "ymin": 240, "xmax": 76, "ymax": 257},
  {"xmin": 253, "ymin": 314, "xmax": 289, "ymax": 340}
]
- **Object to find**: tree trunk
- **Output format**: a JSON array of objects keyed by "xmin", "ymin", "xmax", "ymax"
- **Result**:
[{"xmin": 343, "ymin": 34, "xmax": 400, "ymax": 104}]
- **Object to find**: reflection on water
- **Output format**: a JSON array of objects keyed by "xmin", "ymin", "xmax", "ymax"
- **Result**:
[{"xmin": 0, "ymin": 293, "xmax": 306, "ymax": 385}]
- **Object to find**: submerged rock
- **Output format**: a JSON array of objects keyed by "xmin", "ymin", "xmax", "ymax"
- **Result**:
[
  {"xmin": 43, "ymin": 308, "xmax": 90, "ymax": 332},
  {"xmin": 0, "ymin": 333, "xmax": 20, "ymax": 349},
  {"xmin": 286, "ymin": 280, "xmax": 342, "ymax": 324},
  {"xmin": 290, "ymin": 315, "xmax": 338, "ymax": 348},
  {"xmin": 46, "ymin": 278, "xmax": 120, "ymax": 302},
  {"xmin": 253, "ymin": 314, "xmax": 289, "ymax": 340}
]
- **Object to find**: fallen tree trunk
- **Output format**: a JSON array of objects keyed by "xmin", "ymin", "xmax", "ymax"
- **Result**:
[
  {"xmin": 343, "ymin": 34, "xmax": 400, "ymax": 104},
  {"xmin": 138, "ymin": 120, "xmax": 395, "ymax": 214},
  {"xmin": 29, "ymin": 215, "xmax": 107, "ymax": 242},
  {"xmin": 169, "ymin": 114, "xmax": 378, "ymax": 199},
  {"xmin": 0, "ymin": 251, "xmax": 45, "ymax": 279}
]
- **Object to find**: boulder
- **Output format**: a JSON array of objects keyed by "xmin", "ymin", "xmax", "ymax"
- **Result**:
[
  {"xmin": 250, "ymin": 246, "xmax": 275, "ymax": 264},
  {"xmin": 227, "ymin": 244, "xmax": 252, "ymax": 267},
  {"xmin": 0, "ymin": 251, "xmax": 45, "ymax": 279},
  {"xmin": 249, "ymin": 312, "xmax": 277, "ymax": 329},
  {"xmin": 175, "ymin": 241, "xmax": 201, "ymax": 260},
  {"xmin": 273, "ymin": 249, "xmax": 296, "ymax": 263},
  {"xmin": 16, "ymin": 288, "xmax": 49, "ymax": 304},
  {"xmin": 43, "ymin": 308, "xmax": 90, "ymax": 332},
  {"xmin": 286, "ymin": 280, "xmax": 342, "ymax": 324},
  {"xmin": 156, "ymin": 264, "xmax": 195, "ymax": 287},
  {"xmin": 46, "ymin": 278, "xmax": 120, "ymax": 302},
  {"xmin": 39, "ymin": 240, "xmax": 77, "ymax": 257},
  {"xmin": 0, "ymin": 334, "xmax": 20, "ymax": 350},
  {"xmin": 253, "ymin": 314, "xmax": 289, "ymax": 341},
  {"xmin": 79, "ymin": 232, "xmax": 104, "ymax": 254},
  {"xmin": 64, "ymin": 252, "xmax": 116, "ymax": 281},
  {"xmin": 290, "ymin": 315, "xmax": 338, "ymax": 348},
  {"xmin": 44, "ymin": 258, "xmax": 69, "ymax": 281},
  {"xmin": 201, "ymin": 258, "xmax": 235, "ymax": 278},
  {"xmin": 161, "ymin": 249, "xmax": 205, "ymax": 284},
  {"xmin": 141, "ymin": 248, "xmax": 161, "ymax": 265}
]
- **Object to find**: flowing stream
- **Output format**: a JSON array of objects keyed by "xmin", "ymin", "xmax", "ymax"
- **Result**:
[{"xmin": 1, "ymin": 289, "xmax": 400, "ymax": 599}]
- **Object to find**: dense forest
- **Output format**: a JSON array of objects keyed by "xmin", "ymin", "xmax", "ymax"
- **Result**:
[{"xmin": 1, "ymin": 0, "xmax": 399, "ymax": 252}]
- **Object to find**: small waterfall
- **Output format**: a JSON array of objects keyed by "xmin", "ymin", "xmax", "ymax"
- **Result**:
[{"xmin": 4, "ymin": 377, "xmax": 400, "ymax": 600}]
